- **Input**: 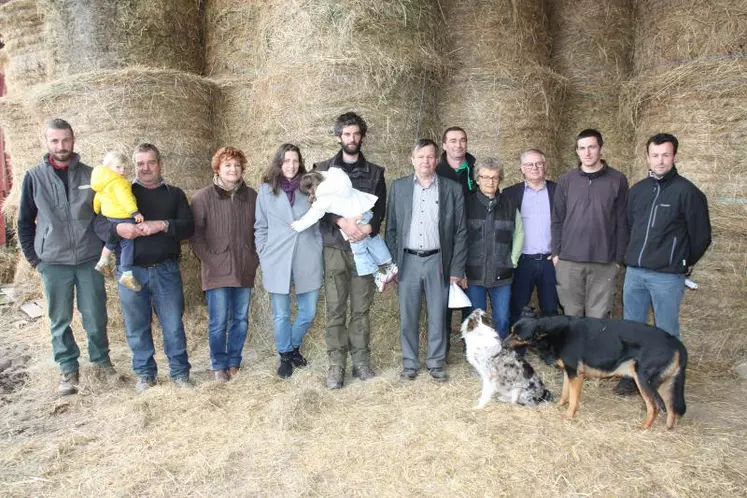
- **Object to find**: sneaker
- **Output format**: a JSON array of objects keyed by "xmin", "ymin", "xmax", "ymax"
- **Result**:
[
  {"xmin": 428, "ymin": 367, "xmax": 448, "ymax": 382},
  {"xmin": 290, "ymin": 347, "xmax": 308, "ymax": 368},
  {"xmin": 135, "ymin": 376, "xmax": 156, "ymax": 393},
  {"xmin": 214, "ymin": 370, "xmax": 230, "ymax": 383},
  {"xmin": 58, "ymin": 371, "xmax": 79, "ymax": 396},
  {"xmin": 383, "ymin": 262, "xmax": 399, "ymax": 282},
  {"xmin": 119, "ymin": 273, "xmax": 142, "ymax": 292},
  {"xmin": 374, "ymin": 272, "xmax": 388, "ymax": 293},
  {"xmin": 325, "ymin": 365, "xmax": 344, "ymax": 389},
  {"xmin": 173, "ymin": 376, "xmax": 193, "ymax": 389},
  {"xmin": 400, "ymin": 368, "xmax": 418, "ymax": 381},
  {"xmin": 352, "ymin": 364, "xmax": 376, "ymax": 381},
  {"xmin": 94, "ymin": 260, "xmax": 113, "ymax": 277},
  {"xmin": 614, "ymin": 377, "xmax": 638, "ymax": 396},
  {"xmin": 229, "ymin": 366, "xmax": 240, "ymax": 377}
]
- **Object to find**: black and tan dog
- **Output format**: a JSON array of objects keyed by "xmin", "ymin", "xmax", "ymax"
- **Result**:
[{"xmin": 506, "ymin": 311, "xmax": 687, "ymax": 429}]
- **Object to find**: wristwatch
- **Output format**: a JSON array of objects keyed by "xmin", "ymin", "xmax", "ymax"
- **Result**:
[{"xmin": 162, "ymin": 220, "xmax": 169, "ymax": 232}]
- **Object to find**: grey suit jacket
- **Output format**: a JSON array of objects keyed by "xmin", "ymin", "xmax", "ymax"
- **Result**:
[
  {"xmin": 385, "ymin": 174, "xmax": 467, "ymax": 283},
  {"xmin": 254, "ymin": 183, "xmax": 323, "ymax": 294}
]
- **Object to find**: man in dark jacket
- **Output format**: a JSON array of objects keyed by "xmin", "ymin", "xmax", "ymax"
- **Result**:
[
  {"xmin": 623, "ymin": 133, "xmax": 711, "ymax": 338},
  {"xmin": 313, "ymin": 112, "xmax": 386, "ymax": 389},
  {"xmin": 551, "ymin": 129, "xmax": 629, "ymax": 319},
  {"xmin": 17, "ymin": 118, "xmax": 115, "ymax": 396},
  {"xmin": 436, "ymin": 126, "xmax": 477, "ymax": 195},
  {"xmin": 386, "ymin": 139, "xmax": 467, "ymax": 382},
  {"xmin": 503, "ymin": 148, "xmax": 558, "ymax": 326},
  {"xmin": 115, "ymin": 143, "xmax": 195, "ymax": 393}
]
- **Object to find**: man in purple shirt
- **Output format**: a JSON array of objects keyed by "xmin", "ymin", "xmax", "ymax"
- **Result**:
[{"xmin": 503, "ymin": 148, "xmax": 558, "ymax": 326}]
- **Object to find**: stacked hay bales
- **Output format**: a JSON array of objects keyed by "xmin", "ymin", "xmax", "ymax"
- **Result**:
[
  {"xmin": 549, "ymin": 0, "xmax": 635, "ymax": 176},
  {"xmin": 437, "ymin": 0, "xmax": 563, "ymax": 184},
  {"xmin": 208, "ymin": 0, "xmax": 445, "ymax": 183},
  {"xmin": 0, "ymin": 0, "xmax": 47, "ymax": 94},
  {"xmin": 40, "ymin": 0, "xmax": 203, "ymax": 77},
  {"xmin": 204, "ymin": 0, "xmax": 267, "ymax": 78},
  {"xmin": 628, "ymin": 0, "xmax": 747, "ymax": 368}
]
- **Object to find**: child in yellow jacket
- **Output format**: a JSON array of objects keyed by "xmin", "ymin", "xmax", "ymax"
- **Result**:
[{"xmin": 91, "ymin": 151, "xmax": 144, "ymax": 291}]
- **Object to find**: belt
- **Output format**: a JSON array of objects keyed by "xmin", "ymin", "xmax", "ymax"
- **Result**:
[
  {"xmin": 521, "ymin": 253, "xmax": 551, "ymax": 261},
  {"xmin": 404, "ymin": 248, "xmax": 440, "ymax": 257}
]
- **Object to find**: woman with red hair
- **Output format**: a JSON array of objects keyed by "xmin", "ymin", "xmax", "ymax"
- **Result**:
[{"xmin": 190, "ymin": 146, "xmax": 259, "ymax": 382}]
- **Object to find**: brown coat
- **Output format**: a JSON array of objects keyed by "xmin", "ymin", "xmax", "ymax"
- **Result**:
[{"xmin": 190, "ymin": 183, "xmax": 259, "ymax": 291}]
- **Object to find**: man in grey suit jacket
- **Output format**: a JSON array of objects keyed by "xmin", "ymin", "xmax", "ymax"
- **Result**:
[{"xmin": 385, "ymin": 139, "xmax": 468, "ymax": 381}]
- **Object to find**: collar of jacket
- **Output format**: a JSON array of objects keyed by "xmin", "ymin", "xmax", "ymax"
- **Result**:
[
  {"xmin": 437, "ymin": 151, "xmax": 476, "ymax": 169},
  {"xmin": 333, "ymin": 149, "xmax": 368, "ymax": 177},
  {"xmin": 576, "ymin": 160, "xmax": 609, "ymax": 180},
  {"xmin": 648, "ymin": 165, "xmax": 679, "ymax": 185},
  {"xmin": 476, "ymin": 190, "xmax": 498, "ymax": 210},
  {"xmin": 213, "ymin": 181, "xmax": 248, "ymax": 199},
  {"xmin": 43, "ymin": 152, "xmax": 80, "ymax": 170}
]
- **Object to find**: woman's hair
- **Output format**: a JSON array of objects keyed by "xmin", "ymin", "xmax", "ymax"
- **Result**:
[
  {"xmin": 211, "ymin": 146, "xmax": 247, "ymax": 173},
  {"xmin": 261, "ymin": 143, "xmax": 307, "ymax": 195},
  {"xmin": 473, "ymin": 156, "xmax": 504, "ymax": 183},
  {"xmin": 299, "ymin": 171, "xmax": 325, "ymax": 203},
  {"xmin": 102, "ymin": 151, "xmax": 130, "ymax": 172}
]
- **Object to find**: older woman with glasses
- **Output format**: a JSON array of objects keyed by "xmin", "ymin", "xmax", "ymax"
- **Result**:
[{"xmin": 463, "ymin": 157, "xmax": 523, "ymax": 338}]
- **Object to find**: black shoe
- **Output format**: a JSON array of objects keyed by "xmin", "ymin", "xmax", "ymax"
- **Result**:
[
  {"xmin": 400, "ymin": 368, "xmax": 418, "ymax": 381},
  {"xmin": 291, "ymin": 347, "xmax": 307, "ymax": 368},
  {"xmin": 614, "ymin": 377, "xmax": 638, "ymax": 396},
  {"xmin": 277, "ymin": 353, "xmax": 294, "ymax": 379},
  {"xmin": 428, "ymin": 367, "xmax": 448, "ymax": 382},
  {"xmin": 352, "ymin": 364, "xmax": 375, "ymax": 381}
]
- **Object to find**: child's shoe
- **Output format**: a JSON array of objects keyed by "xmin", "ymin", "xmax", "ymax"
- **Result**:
[
  {"xmin": 374, "ymin": 272, "xmax": 388, "ymax": 293},
  {"xmin": 381, "ymin": 262, "xmax": 399, "ymax": 282},
  {"xmin": 119, "ymin": 272, "xmax": 142, "ymax": 292},
  {"xmin": 94, "ymin": 258, "xmax": 113, "ymax": 277}
]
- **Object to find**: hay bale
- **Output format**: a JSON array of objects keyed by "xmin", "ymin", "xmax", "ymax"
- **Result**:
[
  {"xmin": 549, "ymin": 0, "xmax": 635, "ymax": 175},
  {"xmin": 23, "ymin": 68, "xmax": 217, "ymax": 196},
  {"xmin": 203, "ymin": 0, "xmax": 269, "ymax": 78},
  {"xmin": 212, "ymin": 0, "xmax": 445, "ymax": 181},
  {"xmin": 634, "ymin": 0, "xmax": 747, "ymax": 74},
  {"xmin": 437, "ymin": 0, "xmax": 563, "ymax": 184},
  {"xmin": 41, "ymin": 0, "xmax": 202, "ymax": 77},
  {"xmin": 0, "ymin": 0, "xmax": 47, "ymax": 94}
]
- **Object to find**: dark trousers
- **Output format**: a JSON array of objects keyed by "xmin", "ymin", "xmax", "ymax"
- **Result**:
[{"xmin": 509, "ymin": 254, "xmax": 558, "ymax": 326}]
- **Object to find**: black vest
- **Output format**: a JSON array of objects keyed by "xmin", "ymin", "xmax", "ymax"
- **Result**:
[{"xmin": 465, "ymin": 191, "xmax": 517, "ymax": 287}]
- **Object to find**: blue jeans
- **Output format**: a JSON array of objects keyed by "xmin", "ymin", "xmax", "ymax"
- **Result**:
[
  {"xmin": 466, "ymin": 284, "xmax": 511, "ymax": 338},
  {"xmin": 106, "ymin": 217, "xmax": 135, "ymax": 272},
  {"xmin": 206, "ymin": 286, "xmax": 252, "ymax": 371},
  {"xmin": 270, "ymin": 289, "xmax": 320, "ymax": 353},
  {"xmin": 349, "ymin": 211, "xmax": 393, "ymax": 276},
  {"xmin": 118, "ymin": 259, "xmax": 190, "ymax": 379},
  {"xmin": 509, "ymin": 254, "xmax": 558, "ymax": 325},
  {"xmin": 623, "ymin": 266, "xmax": 685, "ymax": 338}
]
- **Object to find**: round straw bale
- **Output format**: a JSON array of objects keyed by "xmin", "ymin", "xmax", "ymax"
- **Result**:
[
  {"xmin": 0, "ymin": 0, "xmax": 47, "ymax": 94},
  {"xmin": 549, "ymin": 0, "xmax": 635, "ymax": 176},
  {"xmin": 549, "ymin": 0, "xmax": 634, "ymax": 86},
  {"xmin": 24, "ymin": 68, "xmax": 217, "ymax": 196},
  {"xmin": 203, "ymin": 0, "xmax": 270, "ymax": 78},
  {"xmin": 213, "ymin": 0, "xmax": 445, "ymax": 182},
  {"xmin": 437, "ymin": 0, "xmax": 562, "ymax": 184},
  {"xmin": 634, "ymin": 0, "xmax": 747, "ymax": 74},
  {"xmin": 40, "ymin": 0, "xmax": 202, "ymax": 77}
]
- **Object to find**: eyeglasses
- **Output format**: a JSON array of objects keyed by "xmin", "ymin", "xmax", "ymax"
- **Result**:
[
  {"xmin": 477, "ymin": 175, "xmax": 500, "ymax": 183},
  {"xmin": 521, "ymin": 161, "xmax": 546, "ymax": 169}
]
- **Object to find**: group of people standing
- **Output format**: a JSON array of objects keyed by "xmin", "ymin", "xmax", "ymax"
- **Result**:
[{"xmin": 17, "ymin": 112, "xmax": 711, "ymax": 397}]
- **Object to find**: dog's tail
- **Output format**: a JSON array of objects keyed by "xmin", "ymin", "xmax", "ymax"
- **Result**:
[{"xmin": 672, "ymin": 343, "xmax": 688, "ymax": 416}]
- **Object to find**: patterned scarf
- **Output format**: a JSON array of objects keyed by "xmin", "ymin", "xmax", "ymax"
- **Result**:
[
  {"xmin": 280, "ymin": 175, "xmax": 301, "ymax": 206},
  {"xmin": 214, "ymin": 174, "xmax": 243, "ymax": 195}
]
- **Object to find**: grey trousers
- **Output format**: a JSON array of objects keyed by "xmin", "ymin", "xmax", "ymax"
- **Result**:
[
  {"xmin": 555, "ymin": 259, "xmax": 618, "ymax": 319},
  {"xmin": 397, "ymin": 252, "xmax": 447, "ymax": 370}
]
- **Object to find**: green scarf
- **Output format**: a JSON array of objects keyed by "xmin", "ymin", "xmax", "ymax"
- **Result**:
[{"xmin": 455, "ymin": 160, "xmax": 473, "ymax": 191}]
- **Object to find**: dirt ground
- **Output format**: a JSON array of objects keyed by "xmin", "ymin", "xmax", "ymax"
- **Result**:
[{"xmin": 1, "ymin": 297, "xmax": 746, "ymax": 498}]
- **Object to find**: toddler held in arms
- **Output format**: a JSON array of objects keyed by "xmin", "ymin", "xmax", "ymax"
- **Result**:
[
  {"xmin": 291, "ymin": 168, "xmax": 398, "ymax": 292},
  {"xmin": 91, "ymin": 151, "xmax": 144, "ymax": 292}
]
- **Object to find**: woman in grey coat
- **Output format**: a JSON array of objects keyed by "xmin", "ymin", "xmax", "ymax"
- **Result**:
[{"xmin": 255, "ymin": 143, "xmax": 323, "ymax": 378}]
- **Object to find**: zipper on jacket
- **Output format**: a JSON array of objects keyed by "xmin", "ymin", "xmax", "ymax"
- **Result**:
[
  {"xmin": 669, "ymin": 236, "xmax": 677, "ymax": 266},
  {"xmin": 651, "ymin": 205, "xmax": 659, "ymax": 227},
  {"xmin": 637, "ymin": 183, "xmax": 660, "ymax": 267}
]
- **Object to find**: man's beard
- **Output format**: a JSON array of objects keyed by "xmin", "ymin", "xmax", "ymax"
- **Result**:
[
  {"xmin": 341, "ymin": 142, "xmax": 360, "ymax": 155},
  {"xmin": 52, "ymin": 150, "xmax": 73, "ymax": 162}
]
